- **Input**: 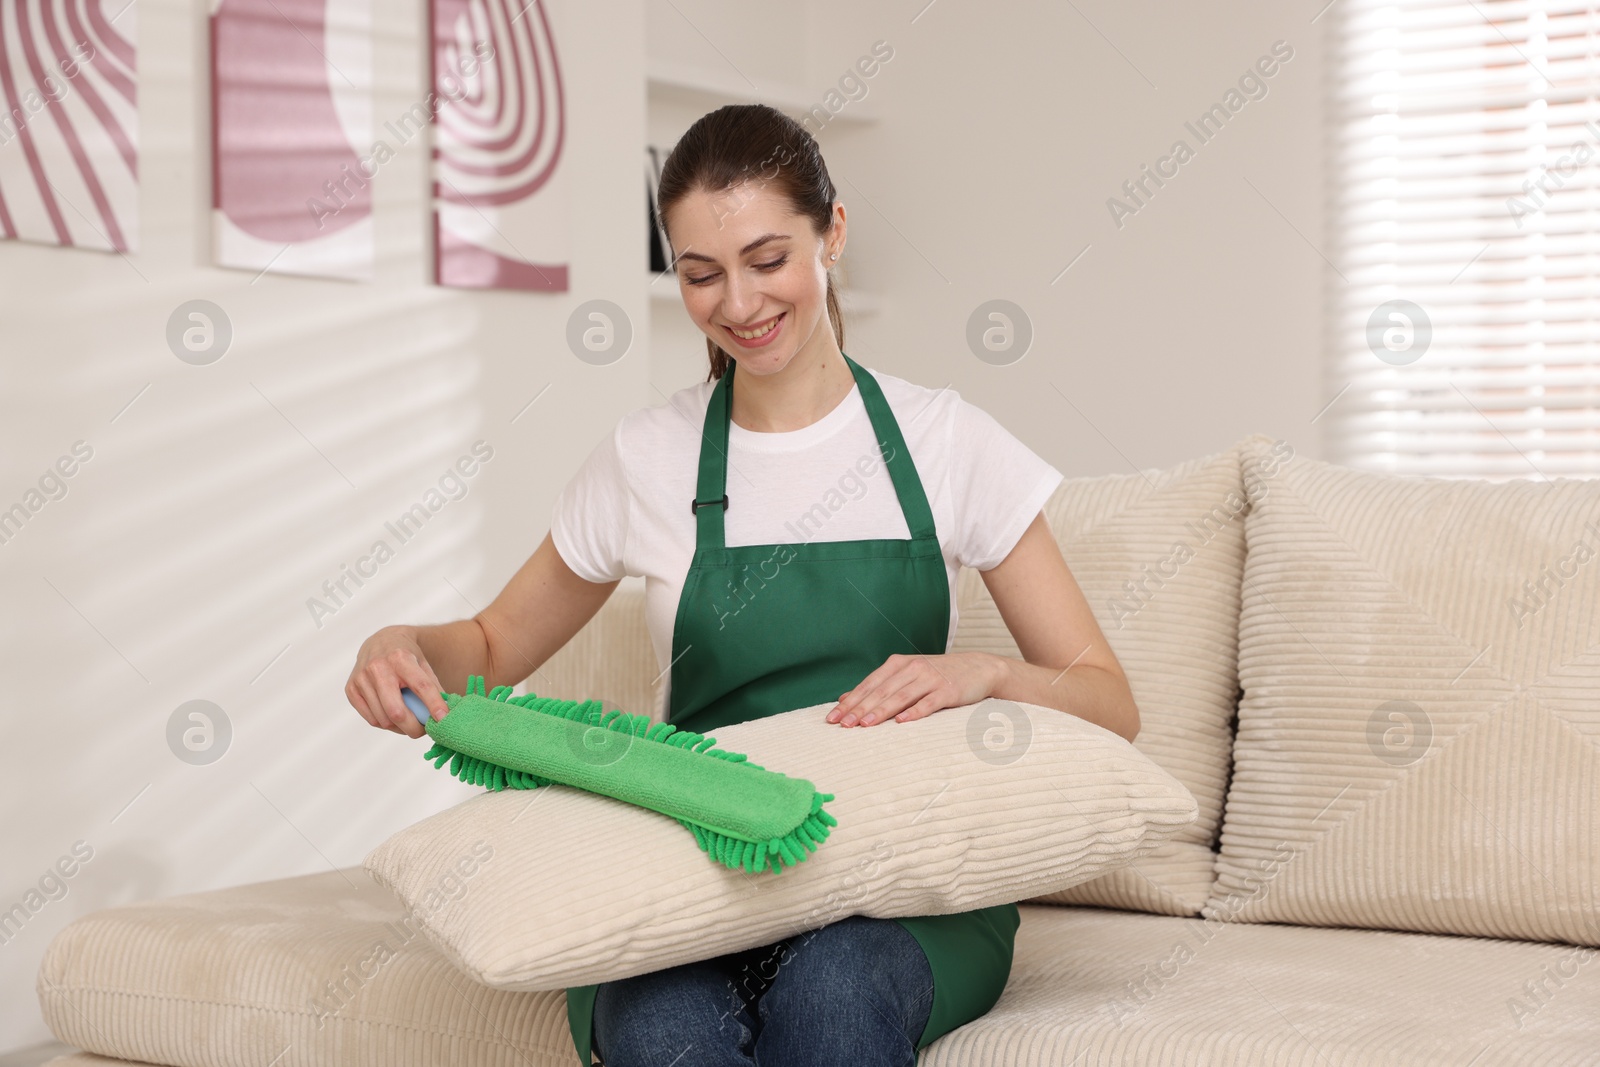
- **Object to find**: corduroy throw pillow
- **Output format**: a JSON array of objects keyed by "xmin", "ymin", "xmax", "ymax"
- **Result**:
[
  {"xmin": 1206, "ymin": 437, "xmax": 1600, "ymax": 946},
  {"xmin": 363, "ymin": 697, "xmax": 1198, "ymax": 989}
]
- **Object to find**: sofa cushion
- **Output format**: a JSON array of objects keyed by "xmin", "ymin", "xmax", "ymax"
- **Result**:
[
  {"xmin": 40, "ymin": 893, "xmax": 1600, "ymax": 1067},
  {"xmin": 919, "ymin": 904, "xmax": 1600, "ymax": 1064},
  {"xmin": 37, "ymin": 868, "xmax": 575, "ymax": 1067},
  {"xmin": 950, "ymin": 436, "xmax": 1259, "ymax": 915},
  {"xmin": 1207, "ymin": 436, "xmax": 1600, "ymax": 946},
  {"xmin": 364, "ymin": 698, "xmax": 1196, "ymax": 990}
]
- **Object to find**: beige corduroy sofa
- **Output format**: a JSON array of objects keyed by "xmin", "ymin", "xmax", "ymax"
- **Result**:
[{"xmin": 34, "ymin": 433, "xmax": 1600, "ymax": 1066}]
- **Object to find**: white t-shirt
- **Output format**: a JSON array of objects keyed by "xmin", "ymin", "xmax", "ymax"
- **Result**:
[{"xmin": 550, "ymin": 363, "xmax": 1064, "ymax": 719}]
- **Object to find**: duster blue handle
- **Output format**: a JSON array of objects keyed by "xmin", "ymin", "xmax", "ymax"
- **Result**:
[{"xmin": 400, "ymin": 687, "xmax": 430, "ymax": 725}]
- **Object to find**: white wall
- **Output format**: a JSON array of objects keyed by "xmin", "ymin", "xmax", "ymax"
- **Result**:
[
  {"xmin": 0, "ymin": 0, "xmax": 645, "ymax": 1047},
  {"xmin": 0, "ymin": 0, "xmax": 1321, "ymax": 1049},
  {"xmin": 648, "ymin": 1, "xmax": 1325, "ymax": 471},
  {"xmin": 792, "ymin": 0, "xmax": 1326, "ymax": 475}
]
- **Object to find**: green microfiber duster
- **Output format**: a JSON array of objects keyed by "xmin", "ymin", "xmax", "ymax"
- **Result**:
[{"xmin": 401, "ymin": 677, "xmax": 837, "ymax": 874}]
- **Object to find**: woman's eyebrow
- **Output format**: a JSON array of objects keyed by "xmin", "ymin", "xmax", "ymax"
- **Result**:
[{"xmin": 675, "ymin": 233, "xmax": 791, "ymax": 264}]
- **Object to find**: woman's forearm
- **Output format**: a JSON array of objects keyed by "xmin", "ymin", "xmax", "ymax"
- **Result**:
[
  {"xmin": 399, "ymin": 618, "xmax": 494, "ymax": 696},
  {"xmin": 983, "ymin": 652, "xmax": 1141, "ymax": 742}
]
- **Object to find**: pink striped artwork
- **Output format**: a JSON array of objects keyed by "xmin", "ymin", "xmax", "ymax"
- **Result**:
[
  {"xmin": 430, "ymin": 0, "xmax": 568, "ymax": 292},
  {"xmin": 211, "ymin": 0, "xmax": 373, "ymax": 281},
  {"xmin": 0, "ymin": 0, "xmax": 138, "ymax": 254}
]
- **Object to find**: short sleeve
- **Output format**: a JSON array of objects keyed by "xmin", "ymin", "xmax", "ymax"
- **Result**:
[
  {"xmin": 947, "ymin": 398, "xmax": 1064, "ymax": 571},
  {"xmin": 549, "ymin": 421, "xmax": 630, "ymax": 583}
]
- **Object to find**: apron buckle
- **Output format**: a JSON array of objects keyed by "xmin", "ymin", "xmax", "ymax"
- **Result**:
[{"xmin": 690, "ymin": 493, "xmax": 729, "ymax": 514}]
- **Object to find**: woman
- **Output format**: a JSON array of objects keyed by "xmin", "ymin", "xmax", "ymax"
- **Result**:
[{"xmin": 346, "ymin": 103, "xmax": 1139, "ymax": 1067}]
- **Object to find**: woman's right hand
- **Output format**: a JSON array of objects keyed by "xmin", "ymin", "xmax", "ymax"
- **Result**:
[{"xmin": 346, "ymin": 626, "xmax": 449, "ymax": 739}]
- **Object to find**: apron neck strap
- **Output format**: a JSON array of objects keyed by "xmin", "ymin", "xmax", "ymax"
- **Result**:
[{"xmin": 691, "ymin": 353, "xmax": 937, "ymax": 550}]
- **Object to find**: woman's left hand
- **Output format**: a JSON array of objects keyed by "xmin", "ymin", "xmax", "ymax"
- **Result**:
[{"xmin": 826, "ymin": 652, "xmax": 1001, "ymax": 727}]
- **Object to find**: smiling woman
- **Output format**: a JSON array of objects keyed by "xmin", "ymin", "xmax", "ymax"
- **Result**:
[
  {"xmin": 553, "ymin": 103, "xmax": 1126, "ymax": 1067},
  {"xmin": 347, "ymin": 102, "xmax": 1136, "ymax": 1067},
  {"xmin": 655, "ymin": 104, "xmax": 850, "ymax": 401}
]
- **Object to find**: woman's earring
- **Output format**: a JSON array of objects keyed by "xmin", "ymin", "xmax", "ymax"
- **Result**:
[{"xmin": 830, "ymin": 252, "xmax": 838, "ymax": 260}]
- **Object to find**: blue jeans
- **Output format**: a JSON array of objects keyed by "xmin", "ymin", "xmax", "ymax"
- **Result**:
[{"xmin": 592, "ymin": 914, "xmax": 935, "ymax": 1067}]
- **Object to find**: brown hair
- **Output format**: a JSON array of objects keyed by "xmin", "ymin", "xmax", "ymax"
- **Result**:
[{"xmin": 655, "ymin": 104, "xmax": 844, "ymax": 382}]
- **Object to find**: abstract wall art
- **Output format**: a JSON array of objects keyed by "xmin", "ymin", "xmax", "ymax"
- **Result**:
[
  {"xmin": 211, "ymin": 0, "xmax": 374, "ymax": 281},
  {"xmin": 0, "ymin": 0, "xmax": 138, "ymax": 254},
  {"xmin": 430, "ymin": 0, "xmax": 568, "ymax": 292}
]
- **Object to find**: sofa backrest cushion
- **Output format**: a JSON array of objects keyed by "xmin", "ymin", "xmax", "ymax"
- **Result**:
[
  {"xmin": 1206, "ymin": 436, "xmax": 1600, "ymax": 946},
  {"xmin": 950, "ymin": 436, "xmax": 1258, "ymax": 916}
]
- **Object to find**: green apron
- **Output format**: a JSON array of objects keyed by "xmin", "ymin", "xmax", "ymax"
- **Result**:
[{"xmin": 565, "ymin": 352, "xmax": 1018, "ymax": 1065}]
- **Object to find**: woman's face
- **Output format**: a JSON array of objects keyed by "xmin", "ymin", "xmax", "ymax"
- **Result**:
[{"xmin": 665, "ymin": 182, "xmax": 844, "ymax": 378}]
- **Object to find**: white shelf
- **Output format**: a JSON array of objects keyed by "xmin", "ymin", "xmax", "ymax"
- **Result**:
[
  {"xmin": 647, "ymin": 58, "xmax": 880, "ymax": 125},
  {"xmin": 648, "ymin": 274, "xmax": 882, "ymax": 316}
]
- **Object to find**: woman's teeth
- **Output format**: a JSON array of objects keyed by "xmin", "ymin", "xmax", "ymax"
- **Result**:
[{"xmin": 729, "ymin": 316, "xmax": 780, "ymax": 339}]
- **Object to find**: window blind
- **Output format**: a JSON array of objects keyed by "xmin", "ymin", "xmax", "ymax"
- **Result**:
[{"xmin": 1328, "ymin": 0, "xmax": 1600, "ymax": 479}]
